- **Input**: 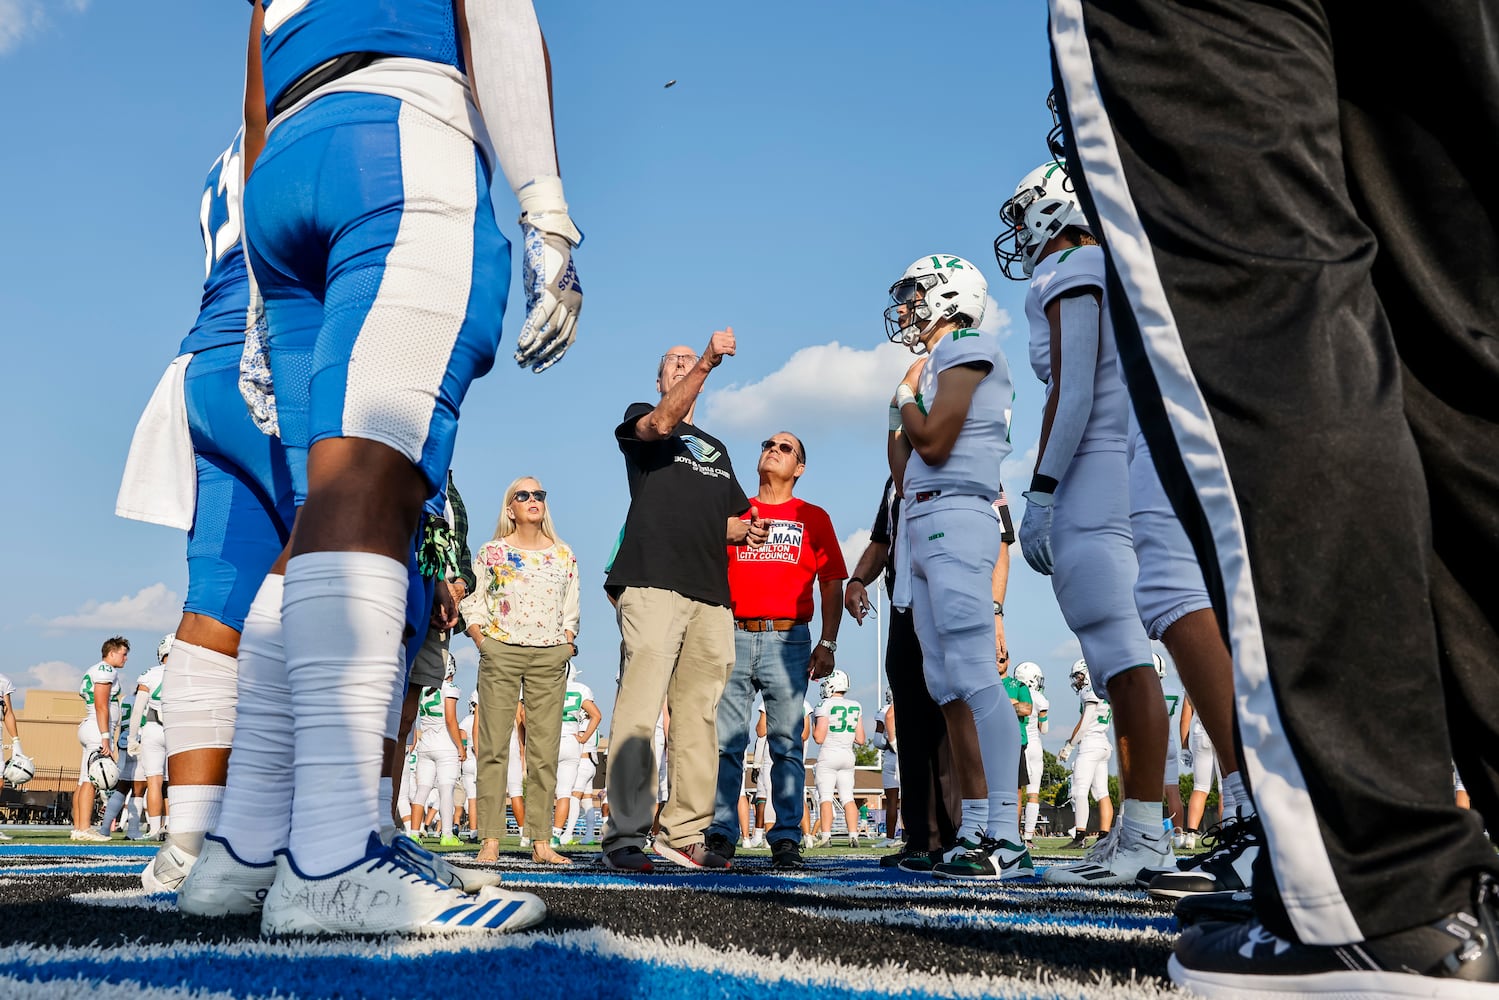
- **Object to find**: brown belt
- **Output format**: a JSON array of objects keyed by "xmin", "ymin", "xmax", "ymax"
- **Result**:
[{"xmin": 734, "ymin": 618, "xmax": 805, "ymax": 632}]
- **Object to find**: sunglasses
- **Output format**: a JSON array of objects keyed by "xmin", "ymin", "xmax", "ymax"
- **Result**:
[
  {"xmin": 761, "ymin": 439, "xmax": 803, "ymax": 460},
  {"xmin": 512, "ymin": 490, "xmax": 548, "ymax": 503}
]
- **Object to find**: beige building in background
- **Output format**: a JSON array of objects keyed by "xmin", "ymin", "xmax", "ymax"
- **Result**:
[{"xmin": 12, "ymin": 689, "xmax": 88, "ymax": 794}]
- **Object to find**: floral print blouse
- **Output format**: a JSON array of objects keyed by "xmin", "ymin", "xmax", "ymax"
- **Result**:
[{"xmin": 460, "ymin": 537, "xmax": 580, "ymax": 647}]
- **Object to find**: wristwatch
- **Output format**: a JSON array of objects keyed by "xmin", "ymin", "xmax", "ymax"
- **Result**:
[
  {"xmin": 818, "ymin": 639, "xmax": 838, "ymax": 653},
  {"xmin": 993, "ymin": 601, "xmax": 1004, "ymax": 616}
]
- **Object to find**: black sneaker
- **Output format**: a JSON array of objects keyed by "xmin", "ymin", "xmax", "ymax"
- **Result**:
[
  {"xmin": 601, "ymin": 846, "xmax": 654, "ymax": 873},
  {"xmin": 1169, "ymin": 877, "xmax": 1499, "ymax": 997},
  {"xmin": 770, "ymin": 838, "xmax": 805, "ymax": 870},
  {"xmin": 705, "ymin": 832, "xmax": 737, "ymax": 861},
  {"xmin": 1143, "ymin": 813, "xmax": 1260, "ymax": 898},
  {"xmin": 897, "ymin": 849, "xmax": 941, "ymax": 873},
  {"xmin": 880, "ymin": 845, "xmax": 921, "ymax": 868},
  {"xmin": 1174, "ymin": 889, "xmax": 1255, "ymax": 929},
  {"xmin": 1064, "ymin": 832, "xmax": 1089, "ymax": 850}
]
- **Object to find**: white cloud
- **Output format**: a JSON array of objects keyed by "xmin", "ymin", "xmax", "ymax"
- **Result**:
[
  {"xmin": 976, "ymin": 295, "xmax": 1013, "ymax": 339},
  {"xmin": 8, "ymin": 660, "xmax": 79, "ymax": 707},
  {"xmin": 838, "ymin": 528, "xmax": 871, "ymax": 584},
  {"xmin": 0, "ymin": 0, "xmax": 89, "ymax": 55},
  {"xmin": 37, "ymin": 583, "xmax": 180, "ymax": 633},
  {"xmin": 699, "ymin": 340, "xmax": 916, "ymax": 436},
  {"xmin": 1048, "ymin": 635, "xmax": 1082, "ymax": 661}
]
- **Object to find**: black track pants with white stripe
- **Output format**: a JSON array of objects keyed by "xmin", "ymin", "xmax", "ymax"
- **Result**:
[{"xmin": 1050, "ymin": 0, "xmax": 1499, "ymax": 945}]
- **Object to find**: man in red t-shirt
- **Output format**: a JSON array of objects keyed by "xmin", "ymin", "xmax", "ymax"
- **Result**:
[{"xmin": 705, "ymin": 431, "xmax": 847, "ymax": 870}]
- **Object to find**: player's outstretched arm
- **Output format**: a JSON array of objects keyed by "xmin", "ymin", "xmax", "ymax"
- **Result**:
[{"xmin": 459, "ymin": 0, "xmax": 583, "ymax": 372}]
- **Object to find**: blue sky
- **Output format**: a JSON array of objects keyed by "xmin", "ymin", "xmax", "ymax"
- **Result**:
[{"xmin": 0, "ymin": 1, "xmax": 1183, "ymax": 758}]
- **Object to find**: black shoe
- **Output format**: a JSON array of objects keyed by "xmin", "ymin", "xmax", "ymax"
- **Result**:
[
  {"xmin": 1064, "ymin": 832, "xmax": 1089, "ymax": 850},
  {"xmin": 1169, "ymin": 877, "xmax": 1499, "ymax": 997},
  {"xmin": 705, "ymin": 832, "xmax": 737, "ymax": 861},
  {"xmin": 1143, "ymin": 812, "xmax": 1261, "ymax": 898},
  {"xmin": 880, "ymin": 845, "xmax": 921, "ymax": 868},
  {"xmin": 770, "ymin": 838, "xmax": 805, "ymax": 870},
  {"xmin": 897, "ymin": 849, "xmax": 941, "ymax": 873},
  {"xmin": 1174, "ymin": 889, "xmax": 1255, "ymax": 929},
  {"xmin": 600, "ymin": 846, "xmax": 655, "ymax": 873}
]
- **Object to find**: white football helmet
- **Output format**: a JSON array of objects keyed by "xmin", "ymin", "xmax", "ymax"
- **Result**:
[
  {"xmin": 87, "ymin": 750, "xmax": 119, "ymax": 795},
  {"xmin": 995, "ymin": 161, "xmax": 1091, "ymax": 280},
  {"xmin": 566, "ymin": 661, "xmax": 580, "ymax": 682},
  {"xmin": 157, "ymin": 632, "xmax": 175, "ymax": 665},
  {"xmin": 442, "ymin": 650, "xmax": 457, "ymax": 683},
  {"xmin": 1152, "ymin": 652, "xmax": 1166, "ymax": 680},
  {"xmin": 3, "ymin": 752, "xmax": 35, "ymax": 787},
  {"xmin": 1069, "ymin": 658, "xmax": 1091, "ymax": 693},
  {"xmin": 821, "ymin": 669, "xmax": 851, "ymax": 699},
  {"xmin": 1013, "ymin": 661, "xmax": 1044, "ymax": 691},
  {"xmin": 884, "ymin": 254, "xmax": 988, "ymax": 353},
  {"xmin": 469, "ymin": 688, "xmax": 479, "ymax": 709}
]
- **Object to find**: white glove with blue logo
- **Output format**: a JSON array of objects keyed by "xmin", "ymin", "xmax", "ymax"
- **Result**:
[
  {"xmin": 1179, "ymin": 746, "xmax": 1194, "ymax": 770},
  {"xmin": 1021, "ymin": 490, "xmax": 1056, "ymax": 575},
  {"xmin": 514, "ymin": 177, "xmax": 583, "ymax": 373}
]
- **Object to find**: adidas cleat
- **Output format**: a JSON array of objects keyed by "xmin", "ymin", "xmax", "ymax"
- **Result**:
[
  {"xmin": 387, "ymin": 832, "xmax": 502, "ymax": 893},
  {"xmin": 261, "ymin": 832, "xmax": 544, "ymax": 936},
  {"xmin": 1043, "ymin": 827, "xmax": 1173, "ymax": 887},
  {"xmin": 178, "ymin": 834, "xmax": 276, "ymax": 916}
]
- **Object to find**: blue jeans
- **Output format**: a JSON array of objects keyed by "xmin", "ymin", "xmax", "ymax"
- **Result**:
[{"xmin": 709, "ymin": 625, "xmax": 811, "ymax": 846}]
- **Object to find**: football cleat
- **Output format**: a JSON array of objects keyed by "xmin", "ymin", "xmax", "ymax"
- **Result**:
[
  {"xmin": 178, "ymin": 834, "xmax": 276, "ymax": 916},
  {"xmin": 1043, "ymin": 826, "xmax": 1173, "ymax": 887},
  {"xmin": 260, "ymin": 832, "xmax": 545, "ymax": 936},
  {"xmin": 387, "ymin": 832, "xmax": 502, "ymax": 894},
  {"xmin": 141, "ymin": 842, "xmax": 197, "ymax": 894},
  {"xmin": 70, "ymin": 828, "xmax": 111, "ymax": 843}
]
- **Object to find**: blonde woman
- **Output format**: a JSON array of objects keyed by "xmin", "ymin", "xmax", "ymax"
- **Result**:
[{"xmin": 462, "ymin": 477, "xmax": 579, "ymax": 865}]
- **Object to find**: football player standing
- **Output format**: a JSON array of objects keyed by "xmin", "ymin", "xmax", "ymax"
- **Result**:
[{"xmin": 885, "ymin": 254, "xmax": 1031, "ymax": 881}]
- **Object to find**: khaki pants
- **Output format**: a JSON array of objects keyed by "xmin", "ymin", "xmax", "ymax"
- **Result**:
[
  {"xmin": 474, "ymin": 638, "xmax": 570, "ymax": 841},
  {"xmin": 602, "ymin": 587, "xmax": 733, "ymax": 853}
]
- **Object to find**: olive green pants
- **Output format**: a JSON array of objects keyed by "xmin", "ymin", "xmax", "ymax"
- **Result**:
[{"xmin": 474, "ymin": 639, "xmax": 570, "ymax": 842}]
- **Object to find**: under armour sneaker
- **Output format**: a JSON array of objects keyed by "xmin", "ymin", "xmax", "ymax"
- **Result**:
[
  {"xmin": 141, "ymin": 842, "xmax": 197, "ymax": 894},
  {"xmin": 933, "ymin": 839, "xmax": 1035, "ymax": 881},
  {"xmin": 705, "ymin": 832, "xmax": 737, "ymax": 861},
  {"xmin": 387, "ymin": 833, "xmax": 502, "ymax": 893},
  {"xmin": 655, "ymin": 841, "xmax": 731, "ymax": 870},
  {"xmin": 1168, "ymin": 876, "xmax": 1499, "ymax": 997},
  {"xmin": 1043, "ymin": 826, "xmax": 1174, "ymax": 887},
  {"xmin": 770, "ymin": 838, "xmax": 805, "ymax": 870},
  {"xmin": 71, "ymin": 828, "xmax": 111, "ymax": 843},
  {"xmin": 1142, "ymin": 813, "xmax": 1260, "ymax": 899},
  {"xmin": 1174, "ymin": 889, "xmax": 1255, "ymax": 929},
  {"xmin": 601, "ymin": 846, "xmax": 654, "ymax": 873},
  {"xmin": 260, "ymin": 832, "xmax": 545, "ymax": 936},
  {"xmin": 178, "ymin": 834, "xmax": 276, "ymax": 916}
]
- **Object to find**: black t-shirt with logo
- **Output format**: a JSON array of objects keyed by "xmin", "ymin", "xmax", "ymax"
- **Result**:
[{"xmin": 606, "ymin": 402, "xmax": 750, "ymax": 608}]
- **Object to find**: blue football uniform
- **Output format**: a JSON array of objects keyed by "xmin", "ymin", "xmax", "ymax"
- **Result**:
[
  {"xmin": 246, "ymin": 0, "xmax": 511, "ymax": 501},
  {"xmin": 181, "ymin": 130, "xmax": 296, "ymax": 631}
]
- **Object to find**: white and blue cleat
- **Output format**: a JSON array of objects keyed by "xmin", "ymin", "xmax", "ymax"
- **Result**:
[{"xmin": 261, "ymin": 832, "xmax": 545, "ymax": 936}]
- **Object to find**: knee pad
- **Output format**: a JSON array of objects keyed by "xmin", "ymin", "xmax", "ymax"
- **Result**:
[{"xmin": 161, "ymin": 641, "xmax": 239, "ymax": 754}]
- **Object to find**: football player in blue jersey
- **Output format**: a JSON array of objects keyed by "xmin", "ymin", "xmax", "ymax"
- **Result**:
[
  {"xmin": 117, "ymin": 130, "xmax": 296, "ymax": 892},
  {"xmin": 190, "ymin": 0, "xmax": 578, "ymax": 937}
]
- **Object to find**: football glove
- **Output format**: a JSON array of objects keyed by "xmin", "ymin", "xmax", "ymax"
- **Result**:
[
  {"xmin": 1058, "ymin": 741, "xmax": 1074, "ymax": 763},
  {"xmin": 514, "ymin": 177, "xmax": 583, "ymax": 373},
  {"xmin": 127, "ymin": 738, "xmax": 141, "ymax": 759},
  {"xmin": 1178, "ymin": 746, "xmax": 1193, "ymax": 770},
  {"xmin": 1020, "ymin": 491, "xmax": 1056, "ymax": 575}
]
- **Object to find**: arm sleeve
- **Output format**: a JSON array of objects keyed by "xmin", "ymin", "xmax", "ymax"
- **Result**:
[
  {"xmin": 130, "ymin": 690, "xmax": 149, "ymax": 740},
  {"xmin": 1035, "ymin": 292, "xmax": 1101, "ymax": 485}
]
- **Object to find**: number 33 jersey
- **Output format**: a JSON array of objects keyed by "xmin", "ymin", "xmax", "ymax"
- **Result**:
[{"xmin": 816, "ymin": 697, "xmax": 862, "ymax": 753}]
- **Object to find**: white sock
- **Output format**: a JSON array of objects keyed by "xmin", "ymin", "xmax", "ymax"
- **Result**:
[
  {"xmin": 583, "ymin": 803, "xmax": 599, "ymax": 839},
  {"xmin": 562, "ymin": 797, "xmax": 580, "ymax": 840},
  {"xmin": 1074, "ymin": 795, "xmax": 1091, "ymax": 837},
  {"xmin": 283, "ymin": 552, "xmax": 408, "ymax": 875},
  {"xmin": 958, "ymin": 798, "xmax": 988, "ymax": 843},
  {"xmin": 966, "ymin": 684, "xmax": 1021, "ymax": 843},
  {"xmin": 437, "ymin": 783, "xmax": 455, "ymax": 836},
  {"xmin": 214, "ymin": 574, "xmax": 293, "ymax": 864},
  {"xmin": 166, "ymin": 785, "xmax": 224, "ymax": 857},
  {"xmin": 1121, "ymin": 797, "xmax": 1168, "ymax": 844},
  {"xmin": 102, "ymin": 791, "xmax": 128, "ymax": 835},
  {"xmin": 1023, "ymin": 800, "xmax": 1040, "ymax": 838},
  {"xmin": 1221, "ymin": 771, "xmax": 1252, "ymax": 818},
  {"xmin": 147, "ymin": 814, "xmax": 164, "ymax": 837},
  {"xmin": 378, "ymin": 775, "xmax": 397, "ymax": 843}
]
